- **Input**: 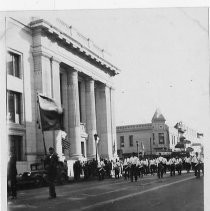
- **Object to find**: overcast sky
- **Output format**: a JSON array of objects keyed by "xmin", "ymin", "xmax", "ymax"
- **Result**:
[{"xmin": 6, "ymin": 8, "xmax": 210, "ymax": 139}]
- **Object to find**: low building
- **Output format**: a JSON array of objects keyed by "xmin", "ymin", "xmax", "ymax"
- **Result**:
[{"xmin": 116, "ymin": 109, "xmax": 179, "ymax": 157}]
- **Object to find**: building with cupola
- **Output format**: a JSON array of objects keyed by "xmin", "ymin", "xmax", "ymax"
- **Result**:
[{"xmin": 116, "ymin": 109, "xmax": 179, "ymax": 157}]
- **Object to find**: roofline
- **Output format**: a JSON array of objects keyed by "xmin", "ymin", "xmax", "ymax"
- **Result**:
[{"xmin": 30, "ymin": 19, "xmax": 121, "ymax": 76}]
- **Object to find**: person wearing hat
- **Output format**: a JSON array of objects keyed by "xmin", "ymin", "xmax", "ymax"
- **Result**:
[
  {"xmin": 156, "ymin": 153, "xmax": 164, "ymax": 179},
  {"xmin": 193, "ymin": 152, "xmax": 202, "ymax": 178},
  {"xmin": 169, "ymin": 156, "xmax": 176, "ymax": 176},
  {"xmin": 184, "ymin": 154, "xmax": 191, "ymax": 173},
  {"xmin": 7, "ymin": 151, "xmax": 17, "ymax": 199},
  {"xmin": 44, "ymin": 147, "xmax": 58, "ymax": 199},
  {"xmin": 175, "ymin": 156, "xmax": 183, "ymax": 175}
]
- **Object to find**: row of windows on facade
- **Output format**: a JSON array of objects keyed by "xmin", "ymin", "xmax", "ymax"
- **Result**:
[
  {"xmin": 119, "ymin": 133, "xmax": 165, "ymax": 148},
  {"xmin": 7, "ymin": 52, "xmax": 22, "ymax": 124},
  {"xmin": 6, "ymin": 51, "xmax": 76, "ymax": 127},
  {"xmin": 7, "ymin": 52, "xmax": 23, "ymax": 161},
  {"xmin": 6, "ymin": 50, "xmax": 105, "ymax": 161},
  {"xmin": 171, "ymin": 135, "xmax": 178, "ymax": 145}
]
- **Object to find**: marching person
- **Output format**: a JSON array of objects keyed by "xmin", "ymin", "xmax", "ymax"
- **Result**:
[
  {"xmin": 126, "ymin": 158, "xmax": 131, "ymax": 179},
  {"xmin": 123, "ymin": 158, "xmax": 129, "ymax": 180},
  {"xmin": 149, "ymin": 157, "xmax": 156, "ymax": 176},
  {"xmin": 114, "ymin": 159, "xmax": 120, "ymax": 179},
  {"xmin": 156, "ymin": 153, "xmax": 164, "ymax": 179},
  {"xmin": 162, "ymin": 157, "xmax": 167, "ymax": 174},
  {"xmin": 133, "ymin": 156, "xmax": 139, "ymax": 182},
  {"xmin": 98, "ymin": 158, "xmax": 105, "ymax": 180},
  {"xmin": 184, "ymin": 154, "xmax": 191, "ymax": 173},
  {"xmin": 44, "ymin": 147, "xmax": 58, "ymax": 199},
  {"xmin": 7, "ymin": 151, "xmax": 17, "ymax": 199},
  {"xmin": 175, "ymin": 156, "xmax": 183, "ymax": 175},
  {"xmin": 136, "ymin": 158, "xmax": 142, "ymax": 178},
  {"xmin": 143, "ymin": 158, "xmax": 149, "ymax": 175},
  {"xmin": 192, "ymin": 152, "xmax": 201, "ymax": 178},
  {"xmin": 130, "ymin": 153, "xmax": 138, "ymax": 182},
  {"xmin": 169, "ymin": 156, "xmax": 176, "ymax": 176},
  {"xmin": 139, "ymin": 158, "xmax": 145, "ymax": 178},
  {"xmin": 166, "ymin": 158, "xmax": 171, "ymax": 173}
]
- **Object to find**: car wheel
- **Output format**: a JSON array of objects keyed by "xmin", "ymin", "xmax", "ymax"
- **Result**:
[
  {"xmin": 34, "ymin": 176, "xmax": 43, "ymax": 188},
  {"xmin": 59, "ymin": 174, "xmax": 66, "ymax": 185}
]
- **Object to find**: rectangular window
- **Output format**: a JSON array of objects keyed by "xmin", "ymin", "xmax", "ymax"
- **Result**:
[
  {"xmin": 7, "ymin": 91, "xmax": 22, "ymax": 124},
  {"xmin": 7, "ymin": 52, "xmax": 21, "ymax": 78},
  {"xmin": 129, "ymin": 135, "xmax": 133, "ymax": 147},
  {"xmin": 120, "ymin": 136, "xmax": 124, "ymax": 147},
  {"xmin": 9, "ymin": 135, "xmax": 23, "ymax": 161},
  {"xmin": 159, "ymin": 133, "xmax": 165, "ymax": 144},
  {"xmin": 153, "ymin": 133, "xmax": 155, "ymax": 144},
  {"xmin": 81, "ymin": 142, "xmax": 85, "ymax": 157}
]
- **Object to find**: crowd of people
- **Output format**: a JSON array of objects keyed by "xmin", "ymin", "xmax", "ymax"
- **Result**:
[
  {"xmin": 7, "ymin": 147, "xmax": 204, "ymax": 200},
  {"xmin": 72, "ymin": 152, "xmax": 204, "ymax": 182}
]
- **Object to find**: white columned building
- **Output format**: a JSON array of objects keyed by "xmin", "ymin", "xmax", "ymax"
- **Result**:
[{"xmin": 5, "ymin": 17, "xmax": 120, "ymax": 173}]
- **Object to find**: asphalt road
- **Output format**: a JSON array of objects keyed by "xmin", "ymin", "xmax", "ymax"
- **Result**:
[{"xmin": 8, "ymin": 172, "xmax": 203, "ymax": 211}]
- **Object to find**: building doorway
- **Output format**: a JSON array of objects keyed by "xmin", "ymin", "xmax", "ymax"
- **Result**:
[
  {"xmin": 81, "ymin": 142, "xmax": 85, "ymax": 157},
  {"xmin": 8, "ymin": 135, "xmax": 23, "ymax": 161}
]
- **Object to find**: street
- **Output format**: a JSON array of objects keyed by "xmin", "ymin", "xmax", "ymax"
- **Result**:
[{"xmin": 8, "ymin": 172, "xmax": 203, "ymax": 211}]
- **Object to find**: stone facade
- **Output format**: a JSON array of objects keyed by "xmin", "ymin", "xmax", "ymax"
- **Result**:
[{"xmin": 5, "ymin": 17, "xmax": 120, "ymax": 173}]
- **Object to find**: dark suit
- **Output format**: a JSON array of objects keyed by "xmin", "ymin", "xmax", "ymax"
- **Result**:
[
  {"xmin": 45, "ymin": 153, "xmax": 58, "ymax": 198},
  {"xmin": 7, "ymin": 155, "xmax": 17, "ymax": 198}
]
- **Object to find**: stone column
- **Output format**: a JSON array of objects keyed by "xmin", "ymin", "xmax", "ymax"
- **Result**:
[
  {"xmin": 110, "ymin": 87, "xmax": 117, "ymax": 158},
  {"xmin": 61, "ymin": 71, "xmax": 69, "ymax": 130},
  {"xmin": 67, "ymin": 69, "xmax": 82, "ymax": 159},
  {"xmin": 50, "ymin": 58, "xmax": 64, "ymax": 160},
  {"xmin": 60, "ymin": 70, "xmax": 70, "ymax": 159},
  {"xmin": 95, "ymin": 84, "xmax": 112, "ymax": 159},
  {"xmin": 85, "ymin": 77, "xmax": 97, "ymax": 159},
  {"xmin": 80, "ymin": 80, "xmax": 86, "ymax": 124}
]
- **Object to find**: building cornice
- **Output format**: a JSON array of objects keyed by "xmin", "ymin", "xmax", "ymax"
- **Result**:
[
  {"xmin": 30, "ymin": 19, "xmax": 121, "ymax": 76},
  {"xmin": 117, "ymin": 123, "xmax": 152, "ymax": 131}
]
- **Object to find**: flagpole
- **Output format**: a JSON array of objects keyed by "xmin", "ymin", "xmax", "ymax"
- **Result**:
[{"xmin": 37, "ymin": 92, "xmax": 47, "ymax": 155}]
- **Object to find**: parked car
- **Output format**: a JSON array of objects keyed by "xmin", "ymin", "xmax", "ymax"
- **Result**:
[
  {"xmin": 17, "ymin": 161, "xmax": 68, "ymax": 188},
  {"xmin": 17, "ymin": 162, "xmax": 47, "ymax": 188}
]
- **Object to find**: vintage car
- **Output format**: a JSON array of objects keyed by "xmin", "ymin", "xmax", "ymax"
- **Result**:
[
  {"xmin": 17, "ymin": 161, "xmax": 68, "ymax": 188},
  {"xmin": 16, "ymin": 163, "xmax": 47, "ymax": 188}
]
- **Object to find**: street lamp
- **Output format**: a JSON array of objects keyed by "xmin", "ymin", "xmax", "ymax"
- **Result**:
[
  {"xmin": 136, "ymin": 141, "xmax": 139, "ymax": 158},
  {"xmin": 94, "ymin": 134, "xmax": 99, "ymax": 161}
]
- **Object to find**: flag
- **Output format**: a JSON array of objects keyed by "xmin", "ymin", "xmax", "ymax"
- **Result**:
[
  {"xmin": 62, "ymin": 138, "xmax": 71, "ymax": 150},
  {"xmin": 60, "ymin": 130, "xmax": 70, "ymax": 150},
  {"xmin": 38, "ymin": 94, "xmax": 63, "ymax": 131}
]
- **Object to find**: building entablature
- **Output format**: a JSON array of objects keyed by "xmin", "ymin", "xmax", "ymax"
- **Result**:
[
  {"xmin": 30, "ymin": 19, "xmax": 121, "ymax": 76},
  {"xmin": 117, "ymin": 123, "xmax": 152, "ymax": 132},
  {"xmin": 31, "ymin": 32, "xmax": 115, "ymax": 88}
]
